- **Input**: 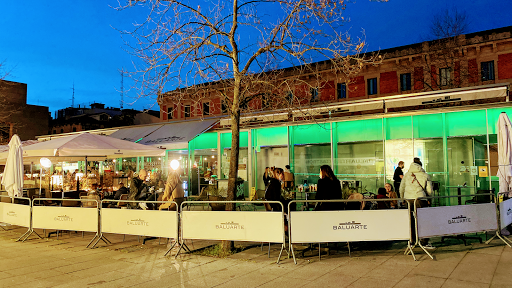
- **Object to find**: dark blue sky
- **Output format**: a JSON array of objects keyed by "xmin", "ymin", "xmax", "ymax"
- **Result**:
[{"xmin": 1, "ymin": 0, "xmax": 510, "ymax": 117}]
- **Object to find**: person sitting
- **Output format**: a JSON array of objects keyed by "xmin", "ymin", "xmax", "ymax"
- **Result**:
[
  {"xmin": 314, "ymin": 165, "xmax": 343, "ymax": 211},
  {"xmin": 376, "ymin": 188, "xmax": 389, "ymax": 209},
  {"xmin": 265, "ymin": 168, "xmax": 284, "ymax": 211},
  {"xmin": 127, "ymin": 169, "xmax": 148, "ymax": 209},
  {"xmin": 159, "ymin": 171, "xmax": 185, "ymax": 211},
  {"xmin": 384, "ymin": 183, "xmax": 398, "ymax": 209},
  {"xmin": 88, "ymin": 184, "xmax": 99, "ymax": 196},
  {"xmin": 114, "ymin": 182, "xmax": 128, "ymax": 200}
]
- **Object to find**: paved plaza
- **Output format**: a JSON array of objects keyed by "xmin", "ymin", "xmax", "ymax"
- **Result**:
[{"xmin": 0, "ymin": 225, "xmax": 511, "ymax": 288}]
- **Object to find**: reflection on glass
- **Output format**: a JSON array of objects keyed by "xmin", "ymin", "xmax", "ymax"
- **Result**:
[
  {"xmin": 294, "ymin": 144, "xmax": 331, "ymax": 189},
  {"xmin": 337, "ymin": 141, "xmax": 384, "ymax": 193}
]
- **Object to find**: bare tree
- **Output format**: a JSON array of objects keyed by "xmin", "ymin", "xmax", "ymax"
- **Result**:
[
  {"xmin": 429, "ymin": 8, "xmax": 469, "ymax": 40},
  {"xmin": 118, "ymin": 0, "xmax": 382, "ymax": 251},
  {"xmin": 395, "ymin": 8, "xmax": 471, "ymax": 94}
]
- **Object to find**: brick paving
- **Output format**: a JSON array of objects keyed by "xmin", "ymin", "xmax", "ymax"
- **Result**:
[{"xmin": 0, "ymin": 225, "xmax": 511, "ymax": 287}]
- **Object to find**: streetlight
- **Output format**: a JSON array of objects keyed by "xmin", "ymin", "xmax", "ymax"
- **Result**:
[{"xmin": 39, "ymin": 158, "xmax": 52, "ymax": 196}]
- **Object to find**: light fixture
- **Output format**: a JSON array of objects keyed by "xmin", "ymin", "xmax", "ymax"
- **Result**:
[
  {"xmin": 40, "ymin": 158, "xmax": 52, "ymax": 168},
  {"xmin": 204, "ymin": 157, "xmax": 207, "ymax": 160},
  {"xmin": 39, "ymin": 158, "xmax": 52, "ymax": 196},
  {"xmin": 113, "ymin": 159, "xmax": 116, "ymax": 163},
  {"xmin": 170, "ymin": 159, "xmax": 180, "ymax": 171},
  {"xmin": 212, "ymin": 155, "xmax": 215, "ymax": 158}
]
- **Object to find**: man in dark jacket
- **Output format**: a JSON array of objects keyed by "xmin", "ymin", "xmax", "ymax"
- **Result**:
[
  {"xmin": 114, "ymin": 182, "xmax": 128, "ymax": 200},
  {"xmin": 393, "ymin": 161, "xmax": 404, "ymax": 197}
]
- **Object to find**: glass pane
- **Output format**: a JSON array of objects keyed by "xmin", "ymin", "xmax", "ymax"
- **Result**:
[
  {"xmin": 291, "ymin": 123, "xmax": 331, "ymax": 145},
  {"xmin": 446, "ymin": 110, "xmax": 486, "ymax": 137},
  {"xmin": 386, "ymin": 116, "xmax": 412, "ymax": 140},
  {"xmin": 255, "ymin": 126, "xmax": 288, "ymax": 147},
  {"xmin": 385, "ymin": 139, "xmax": 413, "ymax": 187},
  {"xmin": 255, "ymin": 146, "xmax": 289, "ymax": 190},
  {"xmin": 413, "ymin": 114, "xmax": 443, "ymax": 138},
  {"xmin": 191, "ymin": 149, "xmax": 218, "ymax": 196},
  {"xmin": 337, "ymin": 141, "xmax": 384, "ymax": 194},
  {"xmin": 221, "ymin": 148, "xmax": 248, "ymax": 180},
  {"xmin": 293, "ymin": 144, "xmax": 331, "ymax": 188},
  {"xmin": 336, "ymin": 118, "xmax": 383, "ymax": 143},
  {"xmin": 446, "ymin": 137, "xmax": 477, "ymax": 206},
  {"xmin": 191, "ymin": 132, "xmax": 217, "ymax": 150},
  {"xmin": 414, "ymin": 138, "xmax": 445, "ymax": 203}
]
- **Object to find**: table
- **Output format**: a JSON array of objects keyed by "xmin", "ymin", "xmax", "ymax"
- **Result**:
[
  {"xmin": 446, "ymin": 186, "xmax": 475, "ymax": 205},
  {"xmin": 296, "ymin": 191, "xmax": 316, "ymax": 210}
]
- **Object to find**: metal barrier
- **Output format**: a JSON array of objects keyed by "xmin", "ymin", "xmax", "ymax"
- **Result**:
[
  {"xmin": 410, "ymin": 193, "xmax": 504, "ymax": 260},
  {"xmin": 487, "ymin": 192, "xmax": 512, "ymax": 247},
  {"xmin": 94, "ymin": 199, "xmax": 179, "ymax": 255},
  {"xmin": 179, "ymin": 200, "xmax": 286, "ymax": 263},
  {"xmin": 0, "ymin": 195, "xmax": 39, "ymax": 242},
  {"xmin": 288, "ymin": 198, "xmax": 414, "ymax": 264},
  {"xmin": 33, "ymin": 198, "xmax": 100, "ymax": 247}
]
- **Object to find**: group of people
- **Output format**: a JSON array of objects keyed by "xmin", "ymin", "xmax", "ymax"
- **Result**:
[{"xmin": 262, "ymin": 157, "xmax": 432, "ymax": 212}]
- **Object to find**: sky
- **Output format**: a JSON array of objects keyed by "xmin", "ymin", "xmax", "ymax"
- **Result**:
[{"xmin": 1, "ymin": 0, "xmax": 511, "ymax": 118}]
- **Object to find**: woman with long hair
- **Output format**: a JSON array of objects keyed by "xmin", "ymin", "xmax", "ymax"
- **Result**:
[{"xmin": 314, "ymin": 165, "xmax": 343, "ymax": 211}]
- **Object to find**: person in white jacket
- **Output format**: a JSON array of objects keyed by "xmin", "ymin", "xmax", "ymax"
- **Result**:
[
  {"xmin": 400, "ymin": 162, "xmax": 432, "ymax": 199},
  {"xmin": 400, "ymin": 162, "xmax": 434, "ymax": 248}
]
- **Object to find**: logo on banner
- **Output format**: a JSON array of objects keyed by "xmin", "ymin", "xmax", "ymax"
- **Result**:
[
  {"xmin": 216, "ymin": 221, "xmax": 245, "ymax": 230},
  {"xmin": 146, "ymin": 136, "xmax": 186, "ymax": 144},
  {"xmin": 54, "ymin": 215, "xmax": 73, "ymax": 222},
  {"xmin": 127, "ymin": 219, "xmax": 149, "ymax": 226},
  {"xmin": 333, "ymin": 221, "xmax": 368, "ymax": 230},
  {"xmin": 448, "ymin": 215, "xmax": 471, "ymax": 224},
  {"xmin": 507, "ymin": 208, "xmax": 512, "ymax": 216},
  {"xmin": 6, "ymin": 211, "xmax": 17, "ymax": 217}
]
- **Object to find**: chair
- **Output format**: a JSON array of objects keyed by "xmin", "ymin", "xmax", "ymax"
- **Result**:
[
  {"xmin": 346, "ymin": 193, "xmax": 364, "ymax": 210},
  {"xmin": 80, "ymin": 195, "xmax": 99, "ymax": 208},
  {"xmin": 117, "ymin": 194, "xmax": 129, "ymax": 208},
  {"xmin": 62, "ymin": 197, "xmax": 80, "ymax": 207}
]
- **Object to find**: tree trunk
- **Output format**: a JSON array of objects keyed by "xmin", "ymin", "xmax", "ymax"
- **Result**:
[{"xmin": 221, "ymin": 80, "xmax": 242, "ymax": 253}]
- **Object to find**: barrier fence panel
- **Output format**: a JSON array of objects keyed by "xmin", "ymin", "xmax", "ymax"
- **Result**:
[
  {"xmin": 417, "ymin": 203, "xmax": 497, "ymax": 238},
  {"xmin": 413, "ymin": 194, "xmax": 504, "ymax": 259},
  {"xmin": 0, "ymin": 196, "xmax": 31, "ymax": 228},
  {"xmin": 288, "ymin": 199, "xmax": 413, "ymax": 264},
  {"xmin": 0, "ymin": 196, "xmax": 37, "ymax": 241},
  {"xmin": 97, "ymin": 200, "xmax": 179, "ymax": 255},
  {"xmin": 179, "ymin": 200, "xmax": 285, "ymax": 263},
  {"xmin": 498, "ymin": 194, "xmax": 512, "ymax": 230},
  {"xmin": 32, "ymin": 198, "xmax": 99, "ymax": 247}
]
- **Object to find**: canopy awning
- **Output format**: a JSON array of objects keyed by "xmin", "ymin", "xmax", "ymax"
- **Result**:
[
  {"xmin": 0, "ymin": 133, "xmax": 165, "ymax": 159},
  {"xmin": 109, "ymin": 125, "xmax": 163, "ymax": 143},
  {"xmin": 137, "ymin": 119, "xmax": 218, "ymax": 150}
]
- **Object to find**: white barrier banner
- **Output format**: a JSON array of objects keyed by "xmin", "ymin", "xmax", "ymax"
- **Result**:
[
  {"xmin": 182, "ymin": 211, "xmax": 283, "ymax": 243},
  {"xmin": 0, "ymin": 203, "xmax": 31, "ymax": 227},
  {"xmin": 499, "ymin": 198, "xmax": 512, "ymax": 229},
  {"xmin": 101, "ymin": 208, "xmax": 178, "ymax": 239},
  {"xmin": 417, "ymin": 203, "xmax": 497, "ymax": 238},
  {"xmin": 290, "ymin": 209, "xmax": 410, "ymax": 243},
  {"xmin": 32, "ymin": 206, "xmax": 98, "ymax": 232}
]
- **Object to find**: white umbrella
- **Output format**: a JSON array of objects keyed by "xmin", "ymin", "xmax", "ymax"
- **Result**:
[
  {"xmin": 1, "ymin": 135, "xmax": 24, "ymax": 197},
  {"xmin": 0, "ymin": 133, "xmax": 165, "ymax": 159},
  {"xmin": 497, "ymin": 112, "xmax": 512, "ymax": 195}
]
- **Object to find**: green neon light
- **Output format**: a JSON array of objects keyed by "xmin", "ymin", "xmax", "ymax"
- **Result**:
[{"xmin": 135, "ymin": 138, "xmax": 144, "ymax": 143}]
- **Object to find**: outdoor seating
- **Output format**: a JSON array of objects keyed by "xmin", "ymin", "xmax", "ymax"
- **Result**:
[
  {"xmin": 80, "ymin": 195, "xmax": 99, "ymax": 208},
  {"xmin": 117, "ymin": 194, "xmax": 128, "ymax": 208}
]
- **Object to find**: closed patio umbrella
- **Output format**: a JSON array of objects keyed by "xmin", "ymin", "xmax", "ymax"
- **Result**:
[
  {"xmin": 1, "ymin": 135, "xmax": 24, "ymax": 198},
  {"xmin": 497, "ymin": 112, "xmax": 512, "ymax": 195}
]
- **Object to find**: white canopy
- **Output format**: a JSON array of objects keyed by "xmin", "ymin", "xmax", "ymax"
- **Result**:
[
  {"xmin": 1, "ymin": 135, "xmax": 24, "ymax": 197},
  {"xmin": 136, "ymin": 119, "xmax": 218, "ymax": 149},
  {"xmin": 0, "ymin": 133, "xmax": 165, "ymax": 159},
  {"xmin": 109, "ymin": 125, "xmax": 162, "ymax": 143},
  {"xmin": 497, "ymin": 112, "xmax": 512, "ymax": 195}
]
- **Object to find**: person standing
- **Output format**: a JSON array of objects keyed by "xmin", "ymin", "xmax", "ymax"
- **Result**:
[
  {"xmin": 265, "ymin": 168, "xmax": 284, "ymax": 211},
  {"xmin": 393, "ymin": 161, "xmax": 404, "ymax": 197},
  {"xmin": 314, "ymin": 165, "xmax": 343, "ymax": 211},
  {"xmin": 263, "ymin": 167, "xmax": 272, "ymax": 187},
  {"xmin": 399, "ymin": 162, "xmax": 434, "ymax": 248},
  {"xmin": 283, "ymin": 165, "xmax": 295, "ymax": 189},
  {"xmin": 159, "ymin": 171, "xmax": 185, "ymax": 210}
]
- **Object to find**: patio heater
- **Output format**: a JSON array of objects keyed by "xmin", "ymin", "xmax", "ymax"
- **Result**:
[{"xmin": 39, "ymin": 158, "xmax": 52, "ymax": 196}]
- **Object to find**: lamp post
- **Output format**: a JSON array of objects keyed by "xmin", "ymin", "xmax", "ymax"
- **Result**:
[{"xmin": 39, "ymin": 158, "xmax": 52, "ymax": 196}]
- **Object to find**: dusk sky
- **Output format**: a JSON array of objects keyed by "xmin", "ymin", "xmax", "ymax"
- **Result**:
[{"xmin": 1, "ymin": 0, "xmax": 511, "ymax": 117}]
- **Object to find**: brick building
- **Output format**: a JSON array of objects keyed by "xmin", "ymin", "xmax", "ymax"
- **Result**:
[
  {"xmin": 159, "ymin": 26, "xmax": 512, "ymax": 122},
  {"xmin": 0, "ymin": 80, "xmax": 49, "ymax": 143}
]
